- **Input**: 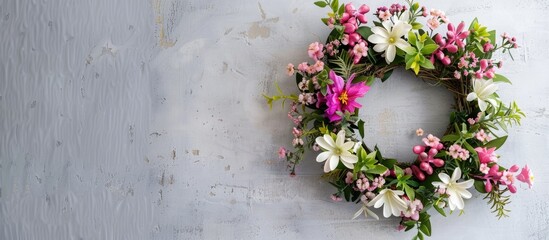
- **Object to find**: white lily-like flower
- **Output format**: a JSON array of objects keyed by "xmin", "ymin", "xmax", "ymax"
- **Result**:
[
  {"xmin": 432, "ymin": 167, "xmax": 474, "ymax": 211},
  {"xmin": 466, "ymin": 78, "xmax": 498, "ymax": 112},
  {"xmin": 367, "ymin": 189, "xmax": 407, "ymax": 218},
  {"xmin": 393, "ymin": 10, "xmax": 410, "ymax": 25},
  {"xmin": 352, "ymin": 203, "xmax": 379, "ymax": 220},
  {"xmin": 368, "ymin": 20, "xmax": 412, "ymax": 64},
  {"xmin": 315, "ymin": 130, "xmax": 358, "ymax": 172}
]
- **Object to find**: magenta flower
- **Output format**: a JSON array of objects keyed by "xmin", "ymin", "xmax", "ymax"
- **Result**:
[
  {"xmin": 516, "ymin": 165, "xmax": 534, "ymax": 188},
  {"xmin": 324, "ymin": 71, "xmax": 370, "ymax": 122},
  {"xmin": 475, "ymin": 147, "xmax": 498, "ymax": 163}
]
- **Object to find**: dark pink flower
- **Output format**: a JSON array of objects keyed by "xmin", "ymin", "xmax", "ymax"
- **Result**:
[
  {"xmin": 516, "ymin": 165, "xmax": 534, "ymax": 188},
  {"xmin": 475, "ymin": 147, "xmax": 498, "ymax": 163},
  {"xmin": 324, "ymin": 71, "xmax": 370, "ymax": 122}
]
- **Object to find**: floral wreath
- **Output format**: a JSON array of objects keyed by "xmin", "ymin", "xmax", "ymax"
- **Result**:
[{"xmin": 263, "ymin": 0, "xmax": 534, "ymax": 238}]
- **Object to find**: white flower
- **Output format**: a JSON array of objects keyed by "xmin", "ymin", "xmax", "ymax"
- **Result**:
[
  {"xmin": 432, "ymin": 167, "xmax": 474, "ymax": 211},
  {"xmin": 367, "ymin": 189, "xmax": 407, "ymax": 218},
  {"xmin": 368, "ymin": 20, "xmax": 412, "ymax": 64},
  {"xmin": 466, "ymin": 79, "xmax": 498, "ymax": 112},
  {"xmin": 315, "ymin": 130, "xmax": 358, "ymax": 172},
  {"xmin": 352, "ymin": 203, "xmax": 379, "ymax": 220},
  {"xmin": 393, "ymin": 10, "xmax": 410, "ymax": 25}
]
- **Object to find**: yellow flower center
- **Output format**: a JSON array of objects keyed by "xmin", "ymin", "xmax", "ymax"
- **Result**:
[
  {"xmin": 389, "ymin": 37, "xmax": 396, "ymax": 44},
  {"xmin": 334, "ymin": 147, "xmax": 343, "ymax": 155},
  {"xmin": 339, "ymin": 91, "xmax": 349, "ymax": 105}
]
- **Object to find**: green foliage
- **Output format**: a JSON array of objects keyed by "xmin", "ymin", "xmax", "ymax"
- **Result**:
[
  {"xmin": 484, "ymin": 186, "xmax": 511, "ymax": 219},
  {"xmin": 404, "ymin": 32, "xmax": 437, "ymax": 75},
  {"xmin": 263, "ymin": 82, "xmax": 298, "ymax": 109},
  {"xmin": 329, "ymin": 50, "xmax": 354, "ymax": 79}
]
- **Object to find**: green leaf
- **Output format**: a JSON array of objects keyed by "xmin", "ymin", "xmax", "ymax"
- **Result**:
[
  {"xmin": 358, "ymin": 119, "xmax": 365, "ymax": 139},
  {"xmin": 493, "ymin": 74, "xmax": 512, "ymax": 84},
  {"xmin": 394, "ymin": 165, "xmax": 404, "ymax": 176},
  {"xmin": 421, "ymin": 44, "xmax": 438, "ymax": 55},
  {"xmin": 417, "ymin": 231, "xmax": 424, "ymax": 240},
  {"xmin": 330, "ymin": 0, "xmax": 339, "ymax": 12},
  {"xmin": 420, "ymin": 219, "xmax": 432, "ymax": 236},
  {"xmin": 404, "ymin": 184, "xmax": 415, "ymax": 201},
  {"xmin": 356, "ymin": 26, "xmax": 373, "ymax": 41},
  {"xmin": 462, "ymin": 141, "xmax": 476, "ymax": 156},
  {"xmin": 381, "ymin": 158, "xmax": 397, "ymax": 169},
  {"xmin": 434, "ymin": 204, "xmax": 447, "ymax": 217},
  {"xmin": 366, "ymin": 165, "xmax": 388, "ymax": 175},
  {"xmin": 314, "ymin": 1, "xmax": 327, "ymax": 7},
  {"xmin": 420, "ymin": 58, "xmax": 435, "ymax": 69},
  {"xmin": 488, "ymin": 30, "xmax": 496, "ymax": 45},
  {"xmin": 484, "ymin": 135, "xmax": 508, "ymax": 150},
  {"xmin": 408, "ymin": 32, "xmax": 417, "ymax": 46},
  {"xmin": 412, "ymin": 22, "xmax": 423, "ymax": 30},
  {"xmin": 474, "ymin": 180, "xmax": 487, "ymax": 193},
  {"xmin": 441, "ymin": 134, "xmax": 460, "ymax": 142}
]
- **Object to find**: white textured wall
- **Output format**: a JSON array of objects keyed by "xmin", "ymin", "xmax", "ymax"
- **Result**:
[{"xmin": 0, "ymin": 0, "xmax": 547, "ymax": 239}]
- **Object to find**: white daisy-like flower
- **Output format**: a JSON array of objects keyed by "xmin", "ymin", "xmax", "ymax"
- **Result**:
[
  {"xmin": 368, "ymin": 20, "xmax": 412, "ymax": 64},
  {"xmin": 367, "ymin": 189, "xmax": 407, "ymax": 218},
  {"xmin": 315, "ymin": 130, "xmax": 358, "ymax": 172},
  {"xmin": 466, "ymin": 78, "xmax": 498, "ymax": 112},
  {"xmin": 432, "ymin": 167, "xmax": 474, "ymax": 211}
]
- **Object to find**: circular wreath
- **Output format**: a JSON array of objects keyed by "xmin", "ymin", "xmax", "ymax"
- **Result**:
[{"xmin": 264, "ymin": 0, "xmax": 534, "ymax": 238}]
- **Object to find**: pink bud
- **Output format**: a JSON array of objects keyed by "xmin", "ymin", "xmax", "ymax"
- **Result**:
[
  {"xmin": 485, "ymin": 71, "xmax": 494, "ymax": 79},
  {"xmin": 434, "ymin": 34, "xmax": 445, "ymax": 46},
  {"xmin": 458, "ymin": 31, "xmax": 470, "ymax": 39},
  {"xmin": 357, "ymin": 14, "xmax": 367, "ymax": 23},
  {"xmin": 480, "ymin": 59, "xmax": 488, "ymax": 71},
  {"xmin": 446, "ymin": 31, "xmax": 455, "ymax": 40},
  {"xmin": 420, "ymin": 162, "xmax": 430, "ymax": 172},
  {"xmin": 436, "ymin": 51, "xmax": 445, "ymax": 60},
  {"xmin": 419, "ymin": 152, "xmax": 428, "ymax": 161},
  {"xmin": 344, "ymin": 23, "xmax": 356, "ymax": 34},
  {"xmin": 358, "ymin": 4, "xmax": 370, "ymax": 14},
  {"xmin": 508, "ymin": 184, "xmax": 517, "ymax": 193},
  {"xmin": 404, "ymin": 167, "xmax": 413, "ymax": 176},
  {"xmin": 428, "ymin": 148, "xmax": 438, "ymax": 157},
  {"xmin": 509, "ymin": 165, "xmax": 520, "ymax": 172},
  {"xmin": 350, "ymin": 33, "xmax": 361, "ymax": 42},
  {"xmin": 411, "ymin": 165, "xmax": 425, "ymax": 181},
  {"xmin": 345, "ymin": 3, "xmax": 355, "ymax": 13},
  {"xmin": 341, "ymin": 13, "xmax": 351, "ymax": 22},
  {"xmin": 446, "ymin": 44, "xmax": 458, "ymax": 53},
  {"xmin": 448, "ymin": 23, "xmax": 455, "ymax": 32},
  {"xmin": 436, "ymin": 143, "xmax": 444, "ymax": 150},
  {"xmin": 432, "ymin": 159, "xmax": 445, "ymax": 167},
  {"xmin": 475, "ymin": 71, "xmax": 483, "ymax": 79},
  {"xmin": 456, "ymin": 22, "xmax": 465, "ymax": 33},
  {"xmin": 441, "ymin": 57, "xmax": 451, "ymax": 65},
  {"xmin": 413, "ymin": 145, "xmax": 425, "ymax": 154},
  {"xmin": 485, "ymin": 180, "xmax": 493, "ymax": 192},
  {"xmin": 483, "ymin": 43, "xmax": 494, "ymax": 52}
]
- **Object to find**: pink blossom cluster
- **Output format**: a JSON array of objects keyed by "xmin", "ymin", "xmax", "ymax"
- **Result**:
[
  {"xmin": 426, "ymin": 9, "xmax": 449, "ymax": 30},
  {"xmin": 475, "ymin": 129, "xmax": 490, "ymax": 142},
  {"xmin": 475, "ymin": 147, "xmax": 533, "ymax": 193},
  {"xmin": 339, "ymin": 3, "xmax": 369, "ymax": 47},
  {"xmin": 455, "ymin": 52, "xmax": 496, "ymax": 79},
  {"xmin": 448, "ymin": 144, "xmax": 470, "ymax": 160},
  {"xmin": 287, "ymin": 102, "xmax": 303, "ymax": 125},
  {"xmin": 291, "ymin": 127, "xmax": 304, "ymax": 146},
  {"xmin": 411, "ymin": 134, "xmax": 445, "ymax": 181},
  {"xmin": 350, "ymin": 172, "xmax": 386, "ymax": 192},
  {"xmin": 298, "ymin": 92, "xmax": 316, "ymax": 105},
  {"xmin": 325, "ymin": 40, "xmax": 341, "ymax": 57},
  {"xmin": 432, "ymin": 22, "xmax": 470, "ymax": 66},
  {"xmin": 375, "ymin": 4, "xmax": 407, "ymax": 21},
  {"xmin": 402, "ymin": 197, "xmax": 424, "ymax": 221},
  {"xmin": 298, "ymin": 76, "xmax": 320, "ymax": 91},
  {"xmin": 501, "ymin": 32, "xmax": 519, "ymax": 49}
]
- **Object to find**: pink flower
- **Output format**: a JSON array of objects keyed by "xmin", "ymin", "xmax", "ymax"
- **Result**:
[
  {"xmin": 516, "ymin": 165, "xmax": 534, "ymax": 188},
  {"xmin": 324, "ymin": 70, "xmax": 370, "ymax": 122},
  {"xmin": 308, "ymin": 42, "xmax": 324, "ymax": 61},
  {"xmin": 475, "ymin": 147, "xmax": 498, "ymax": 163},
  {"xmin": 427, "ymin": 17, "xmax": 440, "ymax": 30},
  {"xmin": 475, "ymin": 129, "xmax": 489, "ymax": 142},
  {"xmin": 479, "ymin": 163, "xmax": 489, "ymax": 174},
  {"xmin": 312, "ymin": 60, "xmax": 324, "ymax": 72},
  {"xmin": 448, "ymin": 144, "xmax": 461, "ymax": 159},
  {"xmin": 467, "ymin": 118, "xmax": 476, "ymax": 125},
  {"xmin": 352, "ymin": 42, "xmax": 368, "ymax": 63},
  {"xmin": 286, "ymin": 63, "xmax": 295, "ymax": 76},
  {"xmin": 278, "ymin": 147, "xmax": 287, "ymax": 159},
  {"xmin": 422, "ymin": 134, "xmax": 440, "ymax": 148},
  {"xmin": 403, "ymin": 198, "xmax": 423, "ymax": 221},
  {"xmin": 416, "ymin": 128, "xmax": 424, "ymax": 136},
  {"xmin": 297, "ymin": 62, "xmax": 309, "ymax": 72},
  {"xmin": 378, "ymin": 10, "xmax": 391, "ymax": 21},
  {"xmin": 331, "ymin": 194, "xmax": 343, "ymax": 202}
]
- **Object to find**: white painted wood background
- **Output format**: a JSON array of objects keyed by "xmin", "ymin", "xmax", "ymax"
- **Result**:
[{"xmin": 1, "ymin": 0, "xmax": 547, "ymax": 239}]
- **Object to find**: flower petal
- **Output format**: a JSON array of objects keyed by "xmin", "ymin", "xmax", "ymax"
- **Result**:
[
  {"xmin": 458, "ymin": 179, "xmax": 474, "ymax": 189},
  {"xmin": 316, "ymin": 151, "xmax": 332, "ymax": 162},
  {"xmin": 451, "ymin": 167, "xmax": 462, "ymax": 182},
  {"xmin": 316, "ymin": 136, "xmax": 333, "ymax": 151},
  {"xmin": 341, "ymin": 154, "xmax": 358, "ymax": 164},
  {"xmin": 373, "ymin": 43, "xmax": 389, "ymax": 53},
  {"xmin": 336, "ymin": 130, "xmax": 346, "ymax": 147},
  {"xmin": 394, "ymin": 39, "xmax": 410, "ymax": 50},
  {"xmin": 381, "ymin": 20, "xmax": 393, "ymax": 32},
  {"xmin": 329, "ymin": 155, "xmax": 339, "ymax": 171},
  {"xmin": 478, "ymin": 99, "xmax": 488, "ymax": 112},
  {"xmin": 466, "ymin": 92, "xmax": 478, "ymax": 102},
  {"xmin": 341, "ymin": 141, "xmax": 355, "ymax": 151},
  {"xmin": 365, "ymin": 207, "xmax": 380, "ymax": 220},
  {"xmin": 385, "ymin": 45, "xmax": 396, "ymax": 63},
  {"xmin": 438, "ymin": 172, "xmax": 450, "ymax": 184},
  {"xmin": 323, "ymin": 160, "xmax": 332, "ymax": 172},
  {"xmin": 383, "ymin": 200, "xmax": 392, "ymax": 218},
  {"xmin": 392, "ymin": 22, "xmax": 412, "ymax": 38},
  {"xmin": 323, "ymin": 134, "xmax": 336, "ymax": 148},
  {"xmin": 370, "ymin": 26, "xmax": 389, "ymax": 38},
  {"xmin": 341, "ymin": 159, "xmax": 354, "ymax": 169},
  {"xmin": 368, "ymin": 34, "xmax": 388, "ymax": 44}
]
